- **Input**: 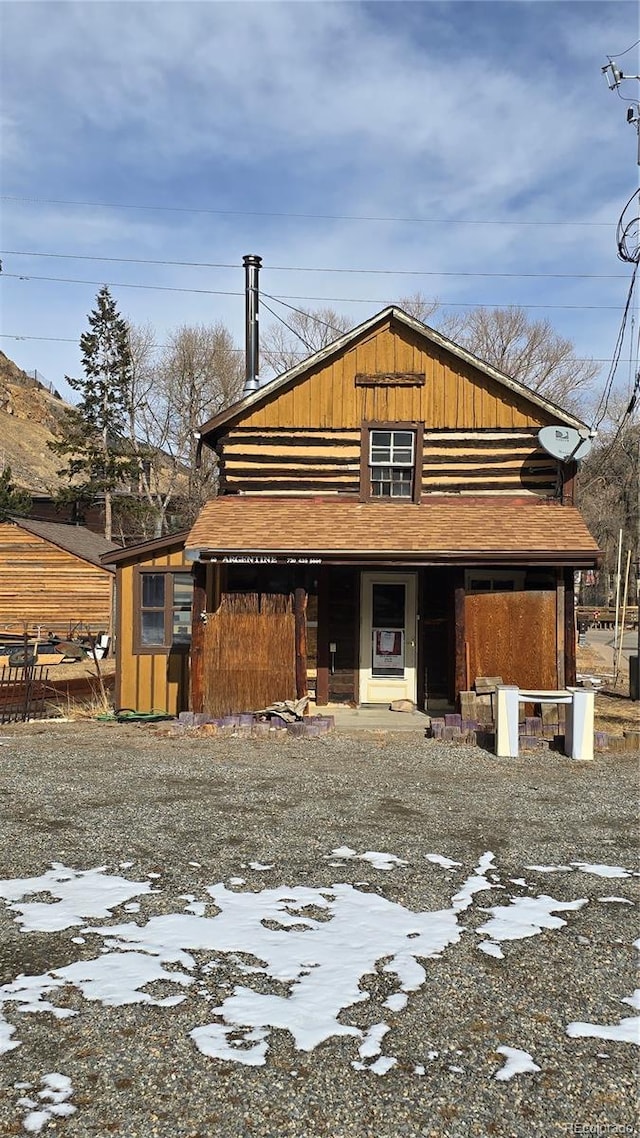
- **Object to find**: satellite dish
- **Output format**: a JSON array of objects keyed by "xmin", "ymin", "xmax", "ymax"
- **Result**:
[{"xmin": 538, "ymin": 425, "xmax": 593, "ymax": 463}]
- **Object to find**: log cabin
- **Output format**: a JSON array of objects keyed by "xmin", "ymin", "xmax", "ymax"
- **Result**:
[
  {"xmin": 0, "ymin": 516, "xmax": 118, "ymax": 636},
  {"xmin": 107, "ymin": 299, "xmax": 601, "ymax": 718}
]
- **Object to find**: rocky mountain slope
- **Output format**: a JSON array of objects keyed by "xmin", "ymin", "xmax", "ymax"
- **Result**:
[{"xmin": 0, "ymin": 352, "xmax": 72, "ymax": 493}]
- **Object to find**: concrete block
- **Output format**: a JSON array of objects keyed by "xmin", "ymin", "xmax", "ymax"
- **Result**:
[{"xmin": 444, "ymin": 713, "xmax": 462, "ymax": 728}]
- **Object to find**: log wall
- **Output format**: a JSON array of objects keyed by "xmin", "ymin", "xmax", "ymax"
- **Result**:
[
  {"xmin": 0, "ymin": 522, "xmax": 113, "ymax": 634},
  {"xmin": 218, "ymin": 427, "xmax": 559, "ymax": 498}
]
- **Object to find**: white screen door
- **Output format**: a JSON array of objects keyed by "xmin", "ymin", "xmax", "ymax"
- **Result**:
[{"xmin": 359, "ymin": 572, "xmax": 417, "ymax": 704}]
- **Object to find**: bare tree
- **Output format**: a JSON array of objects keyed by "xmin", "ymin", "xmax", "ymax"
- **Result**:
[
  {"xmin": 395, "ymin": 293, "xmax": 440, "ymax": 324},
  {"xmin": 576, "ymin": 406, "xmax": 639, "ymax": 602},
  {"xmin": 121, "ymin": 322, "xmax": 243, "ymax": 537},
  {"xmin": 261, "ymin": 307, "xmax": 351, "ymax": 376},
  {"xmin": 437, "ymin": 306, "xmax": 599, "ymax": 413}
]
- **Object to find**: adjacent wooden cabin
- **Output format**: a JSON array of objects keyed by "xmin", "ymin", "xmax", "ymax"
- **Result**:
[
  {"xmin": 106, "ymin": 532, "xmax": 192, "ymax": 714},
  {"xmin": 0, "ymin": 517, "xmax": 118, "ymax": 636},
  {"xmin": 109, "ymin": 307, "xmax": 601, "ymax": 717}
]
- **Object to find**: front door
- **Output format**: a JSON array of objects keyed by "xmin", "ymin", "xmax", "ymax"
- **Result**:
[{"xmin": 359, "ymin": 572, "xmax": 417, "ymax": 704}]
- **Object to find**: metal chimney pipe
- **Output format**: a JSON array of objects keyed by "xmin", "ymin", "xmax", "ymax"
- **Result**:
[{"xmin": 242, "ymin": 254, "xmax": 262, "ymax": 395}]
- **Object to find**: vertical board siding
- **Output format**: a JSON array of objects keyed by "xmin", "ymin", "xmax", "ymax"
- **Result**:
[
  {"xmin": 240, "ymin": 318, "xmax": 549, "ymax": 432},
  {"xmin": 0, "ymin": 523, "xmax": 113, "ymax": 632},
  {"xmin": 116, "ymin": 543, "xmax": 190, "ymax": 715}
]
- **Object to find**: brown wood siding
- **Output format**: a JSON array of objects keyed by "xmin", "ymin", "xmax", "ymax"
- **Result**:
[
  {"xmin": 218, "ymin": 427, "xmax": 559, "ymax": 499},
  {"xmin": 465, "ymin": 590, "xmax": 557, "ymax": 691},
  {"xmin": 0, "ymin": 522, "xmax": 113, "ymax": 634},
  {"xmin": 239, "ymin": 318, "xmax": 557, "ymax": 432},
  {"xmin": 116, "ymin": 543, "xmax": 190, "ymax": 715}
]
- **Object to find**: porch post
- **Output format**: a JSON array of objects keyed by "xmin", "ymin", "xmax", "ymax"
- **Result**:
[
  {"xmin": 316, "ymin": 566, "xmax": 330, "ymax": 706},
  {"xmin": 190, "ymin": 560, "xmax": 207, "ymax": 713},
  {"xmin": 294, "ymin": 580, "xmax": 308, "ymax": 707},
  {"xmin": 564, "ymin": 567, "xmax": 577, "ymax": 687},
  {"xmin": 453, "ymin": 569, "xmax": 466, "ymax": 706},
  {"xmin": 556, "ymin": 570, "xmax": 566, "ymax": 690}
]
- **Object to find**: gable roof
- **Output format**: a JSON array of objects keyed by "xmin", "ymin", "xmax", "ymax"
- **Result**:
[
  {"xmin": 8, "ymin": 517, "xmax": 120, "ymax": 570},
  {"xmin": 197, "ymin": 306, "xmax": 588, "ymax": 443}
]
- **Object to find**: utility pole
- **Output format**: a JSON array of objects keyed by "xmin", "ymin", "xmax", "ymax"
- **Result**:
[
  {"xmin": 602, "ymin": 50, "xmax": 640, "ymax": 697},
  {"xmin": 602, "ymin": 58, "xmax": 640, "ymax": 164}
]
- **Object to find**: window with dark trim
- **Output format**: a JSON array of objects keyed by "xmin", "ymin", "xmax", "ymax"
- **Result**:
[
  {"xmin": 361, "ymin": 423, "xmax": 423, "ymax": 503},
  {"xmin": 136, "ymin": 570, "xmax": 193, "ymax": 652}
]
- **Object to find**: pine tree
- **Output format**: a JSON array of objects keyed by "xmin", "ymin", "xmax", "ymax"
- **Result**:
[
  {"xmin": 0, "ymin": 466, "xmax": 32, "ymax": 521},
  {"xmin": 50, "ymin": 287, "xmax": 139, "ymax": 540}
]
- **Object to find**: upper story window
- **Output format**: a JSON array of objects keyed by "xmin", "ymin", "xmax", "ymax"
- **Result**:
[
  {"xmin": 136, "ymin": 570, "xmax": 193, "ymax": 652},
  {"xmin": 362, "ymin": 425, "xmax": 422, "ymax": 502}
]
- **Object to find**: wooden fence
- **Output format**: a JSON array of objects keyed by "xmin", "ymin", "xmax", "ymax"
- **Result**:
[{"xmin": 203, "ymin": 593, "xmax": 296, "ymax": 717}]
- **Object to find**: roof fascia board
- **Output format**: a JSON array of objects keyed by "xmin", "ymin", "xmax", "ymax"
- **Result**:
[
  {"xmin": 102, "ymin": 530, "xmax": 190, "ymax": 566},
  {"xmin": 197, "ymin": 306, "xmax": 588, "ymax": 442}
]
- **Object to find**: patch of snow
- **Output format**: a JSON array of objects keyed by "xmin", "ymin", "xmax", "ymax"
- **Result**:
[
  {"xmin": 119, "ymin": 861, "xmax": 134, "ymax": 869},
  {"xmin": 54, "ymin": 952, "xmax": 193, "ymax": 1007},
  {"xmin": 327, "ymin": 847, "xmax": 407, "ymax": 871},
  {"xmin": 19, "ymin": 1073, "xmax": 75, "ymax": 1133},
  {"xmin": 567, "ymin": 1017, "xmax": 640, "ymax": 1045},
  {"xmin": 525, "ymin": 865, "xmax": 572, "ymax": 873},
  {"xmin": 248, "ymin": 862, "xmax": 274, "ymax": 872},
  {"xmin": 190, "ymin": 1022, "xmax": 268, "ymax": 1065},
  {"xmin": 425, "ymin": 854, "xmax": 461, "ymax": 870},
  {"xmin": 571, "ymin": 862, "xmax": 632, "ymax": 879},
  {"xmin": 0, "ymin": 1014, "xmax": 19, "ymax": 1054},
  {"xmin": 494, "ymin": 1046, "xmax": 541, "ymax": 1080},
  {"xmin": 0, "ymin": 864, "xmax": 151, "ymax": 932},
  {"xmin": 147, "ymin": 872, "xmax": 162, "ymax": 880},
  {"xmin": 452, "ymin": 852, "xmax": 501, "ymax": 912},
  {"xmin": 598, "ymin": 897, "xmax": 634, "ymax": 905},
  {"xmin": 509, "ymin": 878, "xmax": 529, "ymax": 887},
  {"xmin": 622, "ymin": 990, "xmax": 640, "ymax": 1011},
  {"xmin": 414, "ymin": 1064, "xmax": 425, "ymax": 1075},
  {"xmin": 369, "ymin": 1055, "xmax": 396, "ymax": 1075},
  {"xmin": 228, "ymin": 878, "xmax": 246, "ymax": 887},
  {"xmin": 383, "ymin": 992, "xmax": 408, "ymax": 1012},
  {"xmin": 478, "ymin": 941, "xmax": 504, "ymax": 959},
  {"xmin": 358, "ymin": 1022, "xmax": 390, "ymax": 1058},
  {"xmin": 476, "ymin": 895, "xmax": 587, "ymax": 942},
  {"xmin": 449, "ymin": 1064, "xmax": 464, "ymax": 1073}
]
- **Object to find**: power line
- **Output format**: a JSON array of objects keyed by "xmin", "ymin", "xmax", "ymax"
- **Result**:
[
  {"xmin": 0, "ymin": 332, "xmax": 629, "ymax": 364},
  {"xmin": 592, "ymin": 263, "xmax": 638, "ymax": 430},
  {"xmin": 0, "ymin": 271, "xmax": 629, "ymax": 311},
  {"xmin": 0, "ymin": 194, "xmax": 613, "ymax": 227},
  {"xmin": 0, "ymin": 248, "xmax": 626, "ymax": 280}
]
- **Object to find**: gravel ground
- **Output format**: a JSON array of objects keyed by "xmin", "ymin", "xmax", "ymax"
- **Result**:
[{"xmin": 0, "ymin": 721, "xmax": 638, "ymax": 1138}]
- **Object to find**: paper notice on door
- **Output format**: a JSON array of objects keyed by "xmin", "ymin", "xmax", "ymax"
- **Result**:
[{"xmin": 373, "ymin": 629, "xmax": 404, "ymax": 671}]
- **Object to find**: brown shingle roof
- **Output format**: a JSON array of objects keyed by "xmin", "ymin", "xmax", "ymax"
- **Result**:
[
  {"xmin": 186, "ymin": 497, "xmax": 601, "ymax": 567},
  {"xmin": 11, "ymin": 517, "xmax": 120, "ymax": 569}
]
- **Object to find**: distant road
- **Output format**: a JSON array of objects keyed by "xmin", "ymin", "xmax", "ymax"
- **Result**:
[{"xmin": 586, "ymin": 628, "xmax": 636, "ymax": 670}]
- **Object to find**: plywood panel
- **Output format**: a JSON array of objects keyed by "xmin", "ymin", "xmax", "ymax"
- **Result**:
[{"xmin": 465, "ymin": 590, "xmax": 557, "ymax": 690}]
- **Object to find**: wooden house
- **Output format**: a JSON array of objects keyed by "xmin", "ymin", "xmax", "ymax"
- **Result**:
[
  {"xmin": 109, "ymin": 306, "xmax": 601, "ymax": 717},
  {"xmin": 0, "ymin": 516, "xmax": 118, "ymax": 636},
  {"xmin": 105, "ymin": 532, "xmax": 192, "ymax": 714}
]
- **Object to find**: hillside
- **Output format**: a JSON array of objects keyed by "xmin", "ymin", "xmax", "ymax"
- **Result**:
[{"xmin": 0, "ymin": 351, "xmax": 72, "ymax": 493}]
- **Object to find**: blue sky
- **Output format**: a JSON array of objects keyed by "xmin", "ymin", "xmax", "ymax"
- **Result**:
[{"xmin": 1, "ymin": 0, "xmax": 638, "ymax": 408}]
